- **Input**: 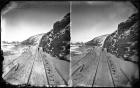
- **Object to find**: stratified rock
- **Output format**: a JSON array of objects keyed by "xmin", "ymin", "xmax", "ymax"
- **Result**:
[{"xmin": 39, "ymin": 13, "xmax": 70, "ymax": 62}]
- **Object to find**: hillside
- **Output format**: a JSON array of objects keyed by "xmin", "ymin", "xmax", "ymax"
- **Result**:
[
  {"xmin": 103, "ymin": 10, "xmax": 139, "ymax": 63},
  {"xmin": 21, "ymin": 33, "xmax": 45, "ymax": 46},
  {"xmin": 85, "ymin": 34, "xmax": 108, "ymax": 47},
  {"xmin": 39, "ymin": 13, "xmax": 70, "ymax": 62}
]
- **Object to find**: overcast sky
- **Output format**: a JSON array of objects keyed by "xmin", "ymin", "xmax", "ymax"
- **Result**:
[
  {"xmin": 1, "ymin": 1, "xmax": 70, "ymax": 42},
  {"xmin": 71, "ymin": 1, "xmax": 137, "ymax": 43}
]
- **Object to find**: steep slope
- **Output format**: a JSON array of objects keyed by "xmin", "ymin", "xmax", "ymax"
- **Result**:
[
  {"xmin": 103, "ymin": 11, "xmax": 139, "ymax": 63},
  {"xmin": 85, "ymin": 34, "xmax": 108, "ymax": 47},
  {"xmin": 39, "ymin": 13, "xmax": 70, "ymax": 62}
]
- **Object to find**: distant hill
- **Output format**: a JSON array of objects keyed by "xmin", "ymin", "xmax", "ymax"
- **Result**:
[
  {"xmin": 2, "ymin": 41, "xmax": 20, "ymax": 45},
  {"xmin": 71, "ymin": 42, "xmax": 85, "ymax": 46},
  {"xmin": 85, "ymin": 34, "xmax": 108, "ymax": 47},
  {"xmin": 21, "ymin": 33, "xmax": 44, "ymax": 46}
]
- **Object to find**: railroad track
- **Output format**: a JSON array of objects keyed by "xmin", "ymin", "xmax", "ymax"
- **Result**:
[
  {"xmin": 91, "ymin": 49, "xmax": 101, "ymax": 87},
  {"xmin": 91, "ymin": 49, "xmax": 114, "ymax": 87},
  {"xmin": 39, "ymin": 47, "xmax": 68, "ymax": 86},
  {"xmin": 72, "ymin": 47, "xmax": 131, "ymax": 87},
  {"xmin": 106, "ymin": 53, "xmax": 130, "ymax": 87},
  {"xmin": 40, "ymin": 51, "xmax": 55, "ymax": 87},
  {"xmin": 106, "ymin": 56, "xmax": 116, "ymax": 87},
  {"xmin": 40, "ymin": 48, "xmax": 68, "ymax": 86},
  {"xmin": 26, "ymin": 48, "xmax": 37, "ymax": 85},
  {"xmin": 71, "ymin": 49, "xmax": 100, "ymax": 87}
]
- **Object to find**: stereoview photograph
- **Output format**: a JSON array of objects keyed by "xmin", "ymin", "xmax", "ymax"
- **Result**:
[{"xmin": 1, "ymin": 1, "xmax": 139, "ymax": 87}]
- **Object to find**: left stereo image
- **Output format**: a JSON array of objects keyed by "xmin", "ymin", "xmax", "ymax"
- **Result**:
[{"xmin": 1, "ymin": 1, "xmax": 70, "ymax": 87}]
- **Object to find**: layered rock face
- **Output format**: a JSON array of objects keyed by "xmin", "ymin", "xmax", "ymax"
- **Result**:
[
  {"xmin": 103, "ymin": 12, "xmax": 139, "ymax": 63},
  {"xmin": 39, "ymin": 13, "xmax": 70, "ymax": 61}
]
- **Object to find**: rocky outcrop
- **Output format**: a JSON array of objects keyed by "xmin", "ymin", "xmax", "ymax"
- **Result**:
[
  {"xmin": 39, "ymin": 13, "xmax": 70, "ymax": 62},
  {"xmin": 103, "ymin": 12, "xmax": 139, "ymax": 63}
]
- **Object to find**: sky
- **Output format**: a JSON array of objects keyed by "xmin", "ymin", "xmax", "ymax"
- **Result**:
[
  {"xmin": 1, "ymin": 1, "xmax": 70, "ymax": 42},
  {"xmin": 71, "ymin": 1, "xmax": 137, "ymax": 43},
  {"xmin": 1, "ymin": 1, "xmax": 137, "ymax": 43}
]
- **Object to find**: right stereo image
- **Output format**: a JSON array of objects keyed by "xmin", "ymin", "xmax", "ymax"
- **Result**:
[{"xmin": 71, "ymin": 1, "xmax": 139, "ymax": 87}]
